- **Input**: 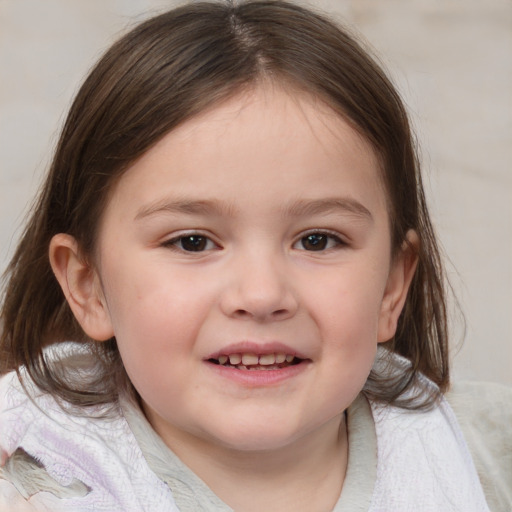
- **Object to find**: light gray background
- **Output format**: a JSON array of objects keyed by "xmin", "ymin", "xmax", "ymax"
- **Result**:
[{"xmin": 1, "ymin": 0, "xmax": 511, "ymax": 384}]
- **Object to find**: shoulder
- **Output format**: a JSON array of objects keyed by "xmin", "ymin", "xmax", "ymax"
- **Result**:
[
  {"xmin": 0, "ymin": 371, "xmax": 68, "ymax": 511},
  {"xmin": 0, "ymin": 368, "xmax": 178, "ymax": 511},
  {"xmin": 368, "ymin": 373, "xmax": 491, "ymax": 511},
  {"xmin": 446, "ymin": 380, "xmax": 512, "ymax": 512}
]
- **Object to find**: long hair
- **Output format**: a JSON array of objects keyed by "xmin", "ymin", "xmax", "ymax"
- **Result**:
[{"xmin": 0, "ymin": 0, "xmax": 449, "ymax": 408}]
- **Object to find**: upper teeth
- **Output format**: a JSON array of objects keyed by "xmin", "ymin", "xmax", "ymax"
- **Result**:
[{"xmin": 217, "ymin": 353, "xmax": 295, "ymax": 366}]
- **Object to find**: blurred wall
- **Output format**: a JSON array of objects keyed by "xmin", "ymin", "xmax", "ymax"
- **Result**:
[{"xmin": 1, "ymin": 0, "xmax": 511, "ymax": 384}]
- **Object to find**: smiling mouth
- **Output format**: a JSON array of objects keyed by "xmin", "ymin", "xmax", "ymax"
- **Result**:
[{"xmin": 208, "ymin": 353, "xmax": 303, "ymax": 371}]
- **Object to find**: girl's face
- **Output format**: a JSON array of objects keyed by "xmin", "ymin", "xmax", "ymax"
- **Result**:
[{"xmin": 90, "ymin": 85, "xmax": 414, "ymax": 454}]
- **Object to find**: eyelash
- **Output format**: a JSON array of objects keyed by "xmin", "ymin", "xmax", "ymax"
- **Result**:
[{"xmin": 162, "ymin": 230, "xmax": 346, "ymax": 253}]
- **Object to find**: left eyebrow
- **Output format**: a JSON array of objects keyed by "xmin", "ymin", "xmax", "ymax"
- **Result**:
[{"xmin": 283, "ymin": 198, "xmax": 373, "ymax": 221}]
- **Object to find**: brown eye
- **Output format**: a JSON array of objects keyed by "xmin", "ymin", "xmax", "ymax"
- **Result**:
[
  {"xmin": 301, "ymin": 234, "xmax": 328, "ymax": 251},
  {"xmin": 163, "ymin": 233, "xmax": 219, "ymax": 253},
  {"xmin": 174, "ymin": 235, "xmax": 211, "ymax": 252},
  {"xmin": 296, "ymin": 233, "xmax": 343, "ymax": 251}
]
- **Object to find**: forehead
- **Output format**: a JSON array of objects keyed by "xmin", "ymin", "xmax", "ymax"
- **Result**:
[
  {"xmin": 102, "ymin": 85, "xmax": 388, "ymax": 224},
  {"xmin": 169, "ymin": 84, "xmax": 378, "ymax": 168}
]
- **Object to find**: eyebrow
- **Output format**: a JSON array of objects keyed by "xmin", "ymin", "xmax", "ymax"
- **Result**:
[
  {"xmin": 284, "ymin": 198, "xmax": 373, "ymax": 221},
  {"xmin": 134, "ymin": 198, "xmax": 236, "ymax": 220},
  {"xmin": 134, "ymin": 197, "xmax": 372, "ymax": 221}
]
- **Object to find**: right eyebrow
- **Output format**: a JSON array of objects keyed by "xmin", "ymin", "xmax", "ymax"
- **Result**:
[{"xmin": 134, "ymin": 198, "xmax": 237, "ymax": 221}]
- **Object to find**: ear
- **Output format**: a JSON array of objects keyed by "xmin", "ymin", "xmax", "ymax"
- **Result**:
[
  {"xmin": 377, "ymin": 230, "xmax": 419, "ymax": 343},
  {"xmin": 49, "ymin": 234, "xmax": 114, "ymax": 341}
]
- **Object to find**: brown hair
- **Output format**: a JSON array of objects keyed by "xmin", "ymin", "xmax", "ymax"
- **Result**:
[{"xmin": 0, "ymin": 0, "xmax": 448, "ymax": 409}]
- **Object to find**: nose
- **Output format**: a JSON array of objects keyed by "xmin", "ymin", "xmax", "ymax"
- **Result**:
[{"xmin": 219, "ymin": 252, "xmax": 299, "ymax": 322}]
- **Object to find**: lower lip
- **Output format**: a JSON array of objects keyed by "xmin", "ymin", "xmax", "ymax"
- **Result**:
[{"xmin": 205, "ymin": 360, "xmax": 310, "ymax": 386}]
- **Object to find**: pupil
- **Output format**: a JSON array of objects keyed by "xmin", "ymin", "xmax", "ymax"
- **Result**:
[
  {"xmin": 303, "ymin": 234, "xmax": 327, "ymax": 251},
  {"xmin": 182, "ymin": 236, "xmax": 206, "ymax": 251}
]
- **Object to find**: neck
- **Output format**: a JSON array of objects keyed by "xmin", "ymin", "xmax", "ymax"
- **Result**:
[{"xmin": 157, "ymin": 413, "xmax": 348, "ymax": 512}]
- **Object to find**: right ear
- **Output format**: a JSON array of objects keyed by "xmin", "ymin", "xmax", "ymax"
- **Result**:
[{"xmin": 49, "ymin": 234, "xmax": 114, "ymax": 341}]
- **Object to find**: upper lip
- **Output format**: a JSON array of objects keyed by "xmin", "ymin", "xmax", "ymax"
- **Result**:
[{"xmin": 206, "ymin": 341, "xmax": 308, "ymax": 361}]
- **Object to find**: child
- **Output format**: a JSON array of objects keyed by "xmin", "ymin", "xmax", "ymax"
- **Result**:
[{"xmin": 0, "ymin": 1, "xmax": 510, "ymax": 511}]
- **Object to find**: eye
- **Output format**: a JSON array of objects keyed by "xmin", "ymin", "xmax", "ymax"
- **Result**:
[
  {"xmin": 294, "ymin": 232, "xmax": 344, "ymax": 251},
  {"xmin": 164, "ymin": 234, "xmax": 217, "ymax": 252}
]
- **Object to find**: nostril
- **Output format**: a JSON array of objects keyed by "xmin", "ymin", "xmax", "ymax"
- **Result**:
[{"xmin": 232, "ymin": 308, "xmax": 290, "ymax": 320}]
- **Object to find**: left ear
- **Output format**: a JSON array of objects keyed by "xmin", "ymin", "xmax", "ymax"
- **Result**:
[{"xmin": 378, "ymin": 230, "xmax": 419, "ymax": 343}]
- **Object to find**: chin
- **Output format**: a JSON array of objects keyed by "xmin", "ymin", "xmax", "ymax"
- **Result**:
[
  {"xmin": 203, "ymin": 419, "xmax": 309, "ymax": 453},
  {"xmin": 218, "ymin": 435, "xmax": 298, "ymax": 453}
]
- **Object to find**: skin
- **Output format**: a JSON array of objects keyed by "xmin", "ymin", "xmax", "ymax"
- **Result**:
[{"xmin": 50, "ymin": 84, "xmax": 417, "ymax": 511}]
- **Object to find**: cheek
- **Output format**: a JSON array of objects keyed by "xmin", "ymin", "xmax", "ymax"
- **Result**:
[
  {"xmin": 310, "ymin": 267, "xmax": 386, "ymax": 335},
  {"xmin": 105, "ymin": 279, "xmax": 204, "ymax": 405},
  {"xmin": 103, "ymin": 256, "xmax": 199, "ymax": 326},
  {"xmin": 100, "ymin": 261, "xmax": 212, "ymax": 370},
  {"xmin": 309, "ymin": 265, "xmax": 387, "ymax": 379}
]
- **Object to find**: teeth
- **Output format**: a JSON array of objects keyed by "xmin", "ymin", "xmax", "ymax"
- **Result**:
[
  {"xmin": 229, "ymin": 354, "xmax": 242, "ymax": 365},
  {"xmin": 241, "ymin": 353, "xmax": 259, "ymax": 365},
  {"xmin": 217, "ymin": 352, "xmax": 298, "ymax": 367},
  {"xmin": 258, "ymin": 354, "xmax": 276, "ymax": 365},
  {"xmin": 275, "ymin": 353, "xmax": 286, "ymax": 364}
]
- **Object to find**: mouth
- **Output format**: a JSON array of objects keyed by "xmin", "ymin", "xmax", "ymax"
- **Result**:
[{"xmin": 208, "ymin": 352, "xmax": 304, "ymax": 371}]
